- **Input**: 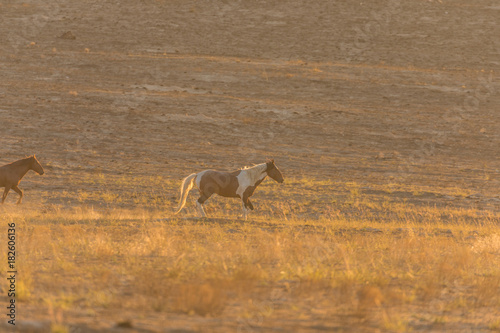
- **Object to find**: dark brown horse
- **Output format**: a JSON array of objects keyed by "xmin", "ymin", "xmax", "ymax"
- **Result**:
[
  {"xmin": 175, "ymin": 159, "xmax": 284, "ymax": 219},
  {"xmin": 0, "ymin": 155, "xmax": 44, "ymax": 204}
]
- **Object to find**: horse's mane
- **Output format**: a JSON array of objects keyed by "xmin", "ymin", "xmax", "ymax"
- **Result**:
[
  {"xmin": 7, "ymin": 156, "xmax": 33, "ymax": 166},
  {"xmin": 240, "ymin": 163, "xmax": 267, "ymax": 182},
  {"xmin": 242, "ymin": 162, "xmax": 266, "ymax": 170}
]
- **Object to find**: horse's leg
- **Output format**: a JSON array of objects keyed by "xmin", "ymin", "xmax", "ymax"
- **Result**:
[
  {"xmin": 241, "ymin": 194, "xmax": 253, "ymax": 220},
  {"xmin": 12, "ymin": 186, "xmax": 23, "ymax": 204},
  {"xmin": 2, "ymin": 186, "xmax": 11, "ymax": 204},
  {"xmin": 246, "ymin": 199, "xmax": 254, "ymax": 210},
  {"xmin": 241, "ymin": 201, "xmax": 248, "ymax": 220},
  {"xmin": 196, "ymin": 200, "xmax": 207, "ymax": 218},
  {"xmin": 196, "ymin": 192, "xmax": 211, "ymax": 218}
]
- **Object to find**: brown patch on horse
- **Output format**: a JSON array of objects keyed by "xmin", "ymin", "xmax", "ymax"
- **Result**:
[{"xmin": 198, "ymin": 170, "xmax": 241, "ymax": 199}]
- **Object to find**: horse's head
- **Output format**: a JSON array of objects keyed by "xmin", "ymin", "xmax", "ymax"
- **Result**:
[
  {"xmin": 265, "ymin": 159, "xmax": 284, "ymax": 183},
  {"xmin": 31, "ymin": 155, "xmax": 45, "ymax": 175}
]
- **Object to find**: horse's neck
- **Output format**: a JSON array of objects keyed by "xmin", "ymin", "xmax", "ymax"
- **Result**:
[
  {"xmin": 244, "ymin": 164, "xmax": 267, "ymax": 185},
  {"xmin": 13, "ymin": 159, "xmax": 32, "ymax": 178}
]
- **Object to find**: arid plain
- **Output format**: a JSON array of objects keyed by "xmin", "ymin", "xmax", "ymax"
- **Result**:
[{"xmin": 1, "ymin": 0, "xmax": 499, "ymax": 332}]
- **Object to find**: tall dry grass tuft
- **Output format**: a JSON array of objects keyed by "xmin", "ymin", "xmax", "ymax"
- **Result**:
[
  {"xmin": 46, "ymin": 297, "xmax": 70, "ymax": 333},
  {"xmin": 474, "ymin": 276, "xmax": 500, "ymax": 307}
]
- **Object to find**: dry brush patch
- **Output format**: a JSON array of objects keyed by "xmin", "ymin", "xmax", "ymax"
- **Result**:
[{"xmin": 1, "ymin": 203, "xmax": 498, "ymax": 332}]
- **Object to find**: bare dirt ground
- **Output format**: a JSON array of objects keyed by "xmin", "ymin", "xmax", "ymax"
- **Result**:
[{"xmin": 0, "ymin": 0, "xmax": 499, "ymax": 332}]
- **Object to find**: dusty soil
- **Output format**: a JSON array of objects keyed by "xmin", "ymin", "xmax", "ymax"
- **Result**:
[{"xmin": 0, "ymin": 0, "xmax": 499, "ymax": 331}]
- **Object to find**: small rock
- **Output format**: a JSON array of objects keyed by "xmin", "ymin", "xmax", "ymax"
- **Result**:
[
  {"xmin": 362, "ymin": 227, "xmax": 383, "ymax": 233},
  {"xmin": 59, "ymin": 31, "xmax": 76, "ymax": 40},
  {"xmin": 393, "ymin": 227, "xmax": 413, "ymax": 235},
  {"xmin": 116, "ymin": 320, "xmax": 133, "ymax": 328},
  {"xmin": 435, "ymin": 229, "xmax": 453, "ymax": 237}
]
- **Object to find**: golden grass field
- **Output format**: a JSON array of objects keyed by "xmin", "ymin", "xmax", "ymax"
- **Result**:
[
  {"xmin": 1, "ymin": 0, "xmax": 499, "ymax": 332},
  {"xmin": 2, "ymin": 196, "xmax": 500, "ymax": 332}
]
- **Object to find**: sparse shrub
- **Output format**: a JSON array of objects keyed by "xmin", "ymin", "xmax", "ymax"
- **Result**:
[
  {"xmin": 474, "ymin": 276, "xmax": 500, "ymax": 307},
  {"xmin": 174, "ymin": 281, "xmax": 228, "ymax": 316},
  {"xmin": 357, "ymin": 285, "xmax": 384, "ymax": 309}
]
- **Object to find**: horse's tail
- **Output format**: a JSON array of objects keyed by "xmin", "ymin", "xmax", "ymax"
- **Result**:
[{"xmin": 174, "ymin": 173, "xmax": 197, "ymax": 214}]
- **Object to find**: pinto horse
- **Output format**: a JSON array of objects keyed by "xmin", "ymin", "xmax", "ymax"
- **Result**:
[
  {"xmin": 0, "ymin": 155, "xmax": 44, "ymax": 204},
  {"xmin": 175, "ymin": 160, "xmax": 284, "ymax": 219}
]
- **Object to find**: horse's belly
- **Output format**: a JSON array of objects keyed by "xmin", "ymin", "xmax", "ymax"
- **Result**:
[{"xmin": 216, "ymin": 189, "xmax": 240, "ymax": 198}]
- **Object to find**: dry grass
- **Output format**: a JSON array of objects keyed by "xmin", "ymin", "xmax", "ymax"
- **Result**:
[{"xmin": 1, "ymin": 182, "xmax": 499, "ymax": 332}]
